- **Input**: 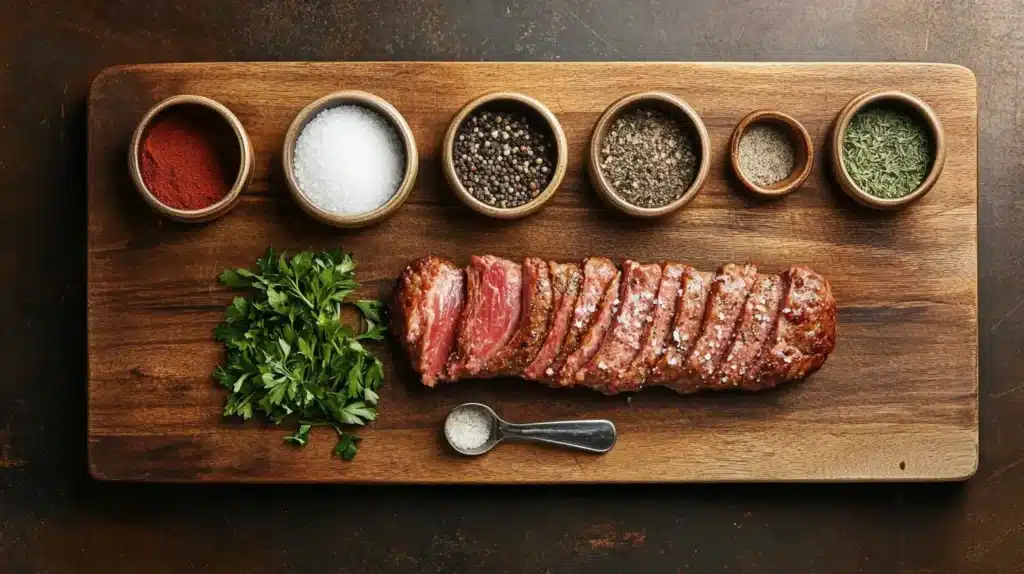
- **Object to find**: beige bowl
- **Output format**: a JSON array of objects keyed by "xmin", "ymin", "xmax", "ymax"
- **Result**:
[
  {"xmin": 129, "ymin": 95, "xmax": 253, "ymax": 223},
  {"xmin": 830, "ymin": 89, "xmax": 946, "ymax": 210},
  {"xmin": 282, "ymin": 90, "xmax": 419, "ymax": 228},
  {"xmin": 589, "ymin": 92, "xmax": 711, "ymax": 218},
  {"xmin": 442, "ymin": 91, "xmax": 568, "ymax": 219}
]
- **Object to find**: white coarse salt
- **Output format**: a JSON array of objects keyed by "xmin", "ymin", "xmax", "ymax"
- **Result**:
[
  {"xmin": 293, "ymin": 105, "xmax": 404, "ymax": 216},
  {"xmin": 445, "ymin": 406, "xmax": 492, "ymax": 451}
]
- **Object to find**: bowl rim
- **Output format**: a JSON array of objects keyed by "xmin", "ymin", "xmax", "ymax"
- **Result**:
[
  {"xmin": 588, "ymin": 91, "xmax": 711, "ymax": 218},
  {"xmin": 831, "ymin": 88, "xmax": 946, "ymax": 210},
  {"xmin": 281, "ymin": 90, "xmax": 419, "ymax": 228},
  {"xmin": 729, "ymin": 109, "xmax": 814, "ymax": 198},
  {"xmin": 441, "ymin": 91, "xmax": 568, "ymax": 220},
  {"xmin": 128, "ymin": 94, "xmax": 253, "ymax": 222}
]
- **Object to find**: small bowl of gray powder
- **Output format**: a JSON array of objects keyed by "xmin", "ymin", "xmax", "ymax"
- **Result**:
[
  {"xmin": 589, "ymin": 92, "xmax": 711, "ymax": 218},
  {"xmin": 283, "ymin": 90, "xmax": 418, "ymax": 228},
  {"xmin": 729, "ymin": 110, "xmax": 813, "ymax": 199}
]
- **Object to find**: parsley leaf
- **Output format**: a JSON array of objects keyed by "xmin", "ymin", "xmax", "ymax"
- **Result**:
[
  {"xmin": 213, "ymin": 248, "xmax": 386, "ymax": 462},
  {"xmin": 333, "ymin": 432, "xmax": 362, "ymax": 461},
  {"xmin": 284, "ymin": 424, "xmax": 312, "ymax": 446}
]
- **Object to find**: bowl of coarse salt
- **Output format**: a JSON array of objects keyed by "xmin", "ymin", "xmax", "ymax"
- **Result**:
[{"xmin": 283, "ymin": 91, "xmax": 419, "ymax": 228}]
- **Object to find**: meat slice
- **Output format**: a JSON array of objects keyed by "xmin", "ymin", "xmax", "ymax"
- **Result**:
[
  {"xmin": 649, "ymin": 267, "xmax": 712, "ymax": 392},
  {"xmin": 676, "ymin": 263, "xmax": 758, "ymax": 391},
  {"xmin": 576, "ymin": 261, "xmax": 662, "ymax": 394},
  {"xmin": 556, "ymin": 265, "xmax": 622, "ymax": 387},
  {"xmin": 546, "ymin": 257, "xmax": 618, "ymax": 386},
  {"xmin": 620, "ymin": 262, "xmax": 686, "ymax": 391},
  {"xmin": 524, "ymin": 262, "xmax": 582, "ymax": 381},
  {"xmin": 445, "ymin": 255, "xmax": 522, "ymax": 380},
  {"xmin": 393, "ymin": 257, "xmax": 465, "ymax": 387},
  {"xmin": 712, "ymin": 274, "xmax": 784, "ymax": 390},
  {"xmin": 480, "ymin": 258, "xmax": 553, "ymax": 377},
  {"xmin": 745, "ymin": 266, "xmax": 837, "ymax": 390}
]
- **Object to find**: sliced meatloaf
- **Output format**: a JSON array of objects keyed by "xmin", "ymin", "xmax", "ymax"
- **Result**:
[
  {"xmin": 547, "ymin": 257, "xmax": 618, "ymax": 386},
  {"xmin": 620, "ymin": 262, "xmax": 686, "ymax": 391},
  {"xmin": 744, "ymin": 266, "xmax": 837, "ymax": 391},
  {"xmin": 480, "ymin": 258, "xmax": 553, "ymax": 377},
  {"xmin": 524, "ymin": 262, "xmax": 582, "ymax": 382},
  {"xmin": 712, "ymin": 274, "xmax": 784, "ymax": 390},
  {"xmin": 556, "ymin": 267, "xmax": 622, "ymax": 387},
  {"xmin": 576, "ymin": 261, "xmax": 662, "ymax": 394},
  {"xmin": 445, "ymin": 255, "xmax": 522, "ymax": 380},
  {"xmin": 393, "ymin": 256, "xmax": 466, "ymax": 387},
  {"xmin": 649, "ymin": 267, "xmax": 712, "ymax": 392}
]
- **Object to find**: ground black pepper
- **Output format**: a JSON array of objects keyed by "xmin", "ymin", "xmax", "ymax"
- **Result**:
[
  {"xmin": 599, "ymin": 108, "xmax": 697, "ymax": 208},
  {"xmin": 452, "ymin": 109, "xmax": 555, "ymax": 209}
]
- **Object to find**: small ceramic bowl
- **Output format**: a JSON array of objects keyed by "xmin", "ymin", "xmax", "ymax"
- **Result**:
[
  {"xmin": 129, "ymin": 95, "xmax": 253, "ymax": 223},
  {"xmin": 830, "ymin": 89, "xmax": 946, "ymax": 210},
  {"xmin": 589, "ymin": 92, "xmax": 711, "ymax": 218},
  {"xmin": 442, "ymin": 91, "xmax": 568, "ymax": 219},
  {"xmin": 282, "ymin": 90, "xmax": 419, "ymax": 228},
  {"xmin": 729, "ymin": 110, "xmax": 813, "ymax": 198}
]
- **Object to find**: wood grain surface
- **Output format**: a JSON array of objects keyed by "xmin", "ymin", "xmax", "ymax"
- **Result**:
[{"xmin": 87, "ymin": 62, "xmax": 978, "ymax": 483}]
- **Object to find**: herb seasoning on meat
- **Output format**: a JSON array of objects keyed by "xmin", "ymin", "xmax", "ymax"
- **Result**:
[
  {"xmin": 452, "ymin": 109, "xmax": 556, "ymax": 209},
  {"xmin": 843, "ymin": 106, "xmax": 932, "ymax": 199},
  {"xmin": 600, "ymin": 108, "xmax": 698, "ymax": 208}
]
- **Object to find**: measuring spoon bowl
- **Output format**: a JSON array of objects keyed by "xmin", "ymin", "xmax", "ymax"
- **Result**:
[{"xmin": 443, "ymin": 403, "xmax": 617, "ymax": 456}]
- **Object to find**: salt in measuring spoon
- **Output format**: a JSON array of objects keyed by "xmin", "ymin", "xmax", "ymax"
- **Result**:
[{"xmin": 443, "ymin": 403, "xmax": 617, "ymax": 456}]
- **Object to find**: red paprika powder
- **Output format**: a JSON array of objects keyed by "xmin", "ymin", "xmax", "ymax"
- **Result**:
[{"xmin": 139, "ymin": 105, "xmax": 240, "ymax": 211}]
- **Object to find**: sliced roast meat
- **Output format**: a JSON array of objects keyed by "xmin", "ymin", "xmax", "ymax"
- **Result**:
[
  {"xmin": 650, "ymin": 267, "xmax": 712, "ymax": 392},
  {"xmin": 393, "ymin": 257, "xmax": 466, "ymax": 387},
  {"xmin": 712, "ymin": 274, "xmax": 784, "ymax": 390},
  {"xmin": 396, "ymin": 256, "xmax": 837, "ymax": 395},
  {"xmin": 556, "ymin": 268, "xmax": 622, "ymax": 387},
  {"xmin": 680, "ymin": 263, "xmax": 758, "ymax": 389},
  {"xmin": 524, "ymin": 262, "xmax": 582, "ymax": 381},
  {"xmin": 480, "ymin": 258, "xmax": 553, "ymax": 377},
  {"xmin": 745, "ymin": 266, "xmax": 837, "ymax": 391},
  {"xmin": 445, "ymin": 255, "xmax": 522, "ymax": 380},
  {"xmin": 576, "ymin": 261, "xmax": 662, "ymax": 394},
  {"xmin": 547, "ymin": 257, "xmax": 618, "ymax": 386},
  {"xmin": 620, "ymin": 262, "xmax": 686, "ymax": 391}
]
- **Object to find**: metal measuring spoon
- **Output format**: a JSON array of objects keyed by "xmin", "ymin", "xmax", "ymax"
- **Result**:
[{"xmin": 443, "ymin": 402, "xmax": 617, "ymax": 456}]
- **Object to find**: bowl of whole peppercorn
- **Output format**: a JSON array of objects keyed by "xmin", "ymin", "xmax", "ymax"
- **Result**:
[
  {"xmin": 589, "ymin": 92, "xmax": 711, "ymax": 218},
  {"xmin": 443, "ymin": 92, "xmax": 568, "ymax": 219}
]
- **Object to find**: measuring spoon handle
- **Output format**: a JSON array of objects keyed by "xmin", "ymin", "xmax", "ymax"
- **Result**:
[{"xmin": 499, "ymin": 419, "xmax": 617, "ymax": 453}]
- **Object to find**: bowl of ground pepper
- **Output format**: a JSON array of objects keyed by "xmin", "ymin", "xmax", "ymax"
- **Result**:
[
  {"xmin": 443, "ymin": 92, "xmax": 567, "ymax": 219},
  {"xmin": 129, "ymin": 95, "xmax": 253, "ymax": 223},
  {"xmin": 831, "ymin": 89, "xmax": 946, "ymax": 210},
  {"xmin": 729, "ymin": 110, "xmax": 813, "ymax": 199},
  {"xmin": 589, "ymin": 92, "xmax": 711, "ymax": 218}
]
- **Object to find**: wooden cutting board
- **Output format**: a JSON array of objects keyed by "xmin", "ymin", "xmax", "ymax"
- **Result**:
[{"xmin": 87, "ymin": 62, "xmax": 978, "ymax": 483}]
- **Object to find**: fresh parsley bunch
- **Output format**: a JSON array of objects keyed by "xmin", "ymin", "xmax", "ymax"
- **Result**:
[{"xmin": 213, "ymin": 248, "xmax": 386, "ymax": 461}]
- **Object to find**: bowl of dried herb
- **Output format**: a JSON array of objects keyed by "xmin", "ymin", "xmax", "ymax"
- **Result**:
[{"xmin": 830, "ymin": 89, "xmax": 946, "ymax": 210}]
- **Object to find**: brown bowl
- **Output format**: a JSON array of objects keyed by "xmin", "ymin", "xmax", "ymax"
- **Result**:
[
  {"xmin": 442, "ymin": 91, "xmax": 568, "ymax": 219},
  {"xmin": 729, "ymin": 110, "xmax": 813, "ymax": 198},
  {"xmin": 129, "ymin": 94, "xmax": 253, "ymax": 223},
  {"xmin": 830, "ymin": 89, "xmax": 946, "ymax": 210},
  {"xmin": 588, "ymin": 92, "xmax": 711, "ymax": 218},
  {"xmin": 282, "ymin": 90, "xmax": 419, "ymax": 228}
]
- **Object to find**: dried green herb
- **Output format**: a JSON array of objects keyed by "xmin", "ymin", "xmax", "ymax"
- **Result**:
[
  {"xmin": 843, "ymin": 106, "xmax": 932, "ymax": 199},
  {"xmin": 213, "ymin": 248, "xmax": 386, "ymax": 462}
]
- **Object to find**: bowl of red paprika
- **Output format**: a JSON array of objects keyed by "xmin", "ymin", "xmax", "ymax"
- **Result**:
[{"xmin": 129, "ymin": 94, "xmax": 254, "ymax": 223}]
